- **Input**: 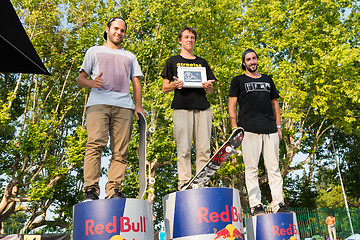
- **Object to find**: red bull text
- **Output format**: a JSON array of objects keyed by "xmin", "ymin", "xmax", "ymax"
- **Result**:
[
  {"xmin": 198, "ymin": 205, "xmax": 242, "ymax": 224},
  {"xmin": 73, "ymin": 198, "xmax": 153, "ymax": 240},
  {"xmin": 85, "ymin": 216, "xmax": 147, "ymax": 236},
  {"xmin": 272, "ymin": 224, "xmax": 298, "ymax": 237},
  {"xmin": 245, "ymin": 212, "xmax": 300, "ymax": 240}
]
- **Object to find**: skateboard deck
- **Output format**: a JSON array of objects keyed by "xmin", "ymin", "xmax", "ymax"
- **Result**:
[
  {"xmin": 137, "ymin": 112, "xmax": 147, "ymax": 199},
  {"xmin": 180, "ymin": 127, "xmax": 245, "ymax": 191}
]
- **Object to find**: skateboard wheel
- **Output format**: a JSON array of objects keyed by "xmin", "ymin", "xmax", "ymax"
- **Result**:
[
  {"xmin": 225, "ymin": 146, "xmax": 233, "ymax": 153},
  {"xmin": 236, "ymin": 150, "xmax": 242, "ymax": 156},
  {"xmin": 149, "ymin": 127, "xmax": 155, "ymax": 133},
  {"xmin": 149, "ymin": 178, "xmax": 156, "ymax": 184},
  {"xmin": 192, "ymin": 184, "xmax": 199, "ymax": 189}
]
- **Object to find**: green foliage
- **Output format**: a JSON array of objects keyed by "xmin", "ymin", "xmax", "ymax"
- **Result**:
[
  {"xmin": 0, "ymin": 0, "xmax": 91, "ymax": 232},
  {"xmin": 316, "ymin": 186, "xmax": 346, "ymax": 208},
  {"xmin": 2, "ymin": 212, "xmax": 29, "ymax": 231},
  {"xmin": 314, "ymin": 130, "xmax": 360, "ymax": 208},
  {"xmin": 285, "ymin": 172, "xmax": 318, "ymax": 207},
  {"xmin": 65, "ymin": 127, "xmax": 88, "ymax": 166}
]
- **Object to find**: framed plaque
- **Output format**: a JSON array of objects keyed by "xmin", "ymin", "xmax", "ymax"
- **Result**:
[{"xmin": 178, "ymin": 66, "xmax": 207, "ymax": 88}]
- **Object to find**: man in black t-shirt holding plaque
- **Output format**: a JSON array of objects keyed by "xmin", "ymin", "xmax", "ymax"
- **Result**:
[
  {"xmin": 161, "ymin": 27, "xmax": 216, "ymax": 190},
  {"xmin": 228, "ymin": 49, "xmax": 288, "ymax": 215}
]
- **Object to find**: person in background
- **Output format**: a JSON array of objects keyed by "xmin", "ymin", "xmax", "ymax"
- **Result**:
[{"xmin": 326, "ymin": 212, "xmax": 336, "ymax": 240}]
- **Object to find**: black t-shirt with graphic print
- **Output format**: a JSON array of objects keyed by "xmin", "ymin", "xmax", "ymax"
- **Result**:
[
  {"xmin": 161, "ymin": 55, "xmax": 216, "ymax": 110},
  {"xmin": 229, "ymin": 74, "xmax": 280, "ymax": 134}
]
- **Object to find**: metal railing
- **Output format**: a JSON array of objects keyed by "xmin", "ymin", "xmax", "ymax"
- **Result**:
[
  {"xmin": 1, "ymin": 226, "xmax": 71, "ymax": 235},
  {"xmin": 242, "ymin": 207, "xmax": 360, "ymax": 239}
]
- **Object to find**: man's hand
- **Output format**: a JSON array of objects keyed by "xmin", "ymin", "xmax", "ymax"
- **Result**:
[
  {"xmin": 92, "ymin": 72, "xmax": 104, "ymax": 88},
  {"xmin": 134, "ymin": 107, "xmax": 146, "ymax": 120},
  {"xmin": 77, "ymin": 70, "xmax": 104, "ymax": 89},
  {"xmin": 202, "ymin": 80, "xmax": 215, "ymax": 94},
  {"xmin": 173, "ymin": 76, "xmax": 184, "ymax": 89}
]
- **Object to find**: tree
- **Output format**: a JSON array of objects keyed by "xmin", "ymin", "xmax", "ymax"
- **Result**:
[
  {"xmin": 314, "ymin": 131, "xmax": 360, "ymax": 208},
  {"xmin": 316, "ymin": 186, "xmax": 346, "ymax": 208},
  {"xmin": 232, "ymin": 0, "xmax": 360, "ymax": 205},
  {"xmin": 1, "ymin": 212, "xmax": 28, "ymax": 233},
  {"xmin": 285, "ymin": 171, "xmax": 318, "ymax": 207},
  {"xmin": 0, "ymin": 0, "xmax": 105, "ymax": 232}
]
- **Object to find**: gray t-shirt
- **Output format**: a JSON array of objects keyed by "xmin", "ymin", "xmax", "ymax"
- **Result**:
[{"xmin": 80, "ymin": 46, "xmax": 143, "ymax": 109}]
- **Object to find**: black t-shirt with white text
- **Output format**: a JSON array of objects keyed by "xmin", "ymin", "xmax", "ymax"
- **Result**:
[
  {"xmin": 229, "ymin": 74, "xmax": 280, "ymax": 134},
  {"xmin": 161, "ymin": 55, "xmax": 216, "ymax": 110}
]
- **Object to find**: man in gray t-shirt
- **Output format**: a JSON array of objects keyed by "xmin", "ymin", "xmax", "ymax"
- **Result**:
[{"xmin": 77, "ymin": 17, "xmax": 145, "ymax": 201}]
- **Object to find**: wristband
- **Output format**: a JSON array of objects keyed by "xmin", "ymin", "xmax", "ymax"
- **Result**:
[{"xmin": 277, "ymin": 125, "xmax": 282, "ymax": 130}]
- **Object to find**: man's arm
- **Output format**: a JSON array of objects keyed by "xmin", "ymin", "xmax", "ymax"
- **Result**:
[
  {"xmin": 271, "ymin": 98, "xmax": 282, "ymax": 140},
  {"xmin": 77, "ymin": 70, "xmax": 103, "ymax": 88},
  {"xmin": 228, "ymin": 96, "xmax": 238, "ymax": 130},
  {"xmin": 131, "ymin": 76, "xmax": 145, "ymax": 119}
]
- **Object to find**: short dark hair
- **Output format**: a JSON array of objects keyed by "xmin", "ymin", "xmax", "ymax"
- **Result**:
[
  {"xmin": 103, "ymin": 17, "xmax": 127, "ymax": 40},
  {"xmin": 178, "ymin": 27, "xmax": 197, "ymax": 41}
]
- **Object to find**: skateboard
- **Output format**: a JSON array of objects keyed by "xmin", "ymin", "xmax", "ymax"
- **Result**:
[
  {"xmin": 137, "ymin": 112, "xmax": 155, "ymax": 199},
  {"xmin": 180, "ymin": 127, "xmax": 245, "ymax": 191}
]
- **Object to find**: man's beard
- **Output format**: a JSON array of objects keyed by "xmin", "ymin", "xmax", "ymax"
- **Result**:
[
  {"xmin": 246, "ymin": 64, "xmax": 257, "ymax": 72},
  {"xmin": 108, "ymin": 35, "xmax": 123, "ymax": 46}
]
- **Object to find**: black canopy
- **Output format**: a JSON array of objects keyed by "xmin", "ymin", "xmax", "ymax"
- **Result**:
[{"xmin": 0, "ymin": 0, "xmax": 51, "ymax": 75}]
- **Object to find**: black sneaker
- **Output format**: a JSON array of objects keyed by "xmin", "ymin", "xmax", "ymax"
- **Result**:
[
  {"xmin": 277, "ymin": 203, "xmax": 291, "ymax": 212},
  {"xmin": 83, "ymin": 188, "xmax": 99, "ymax": 202},
  {"xmin": 252, "ymin": 204, "xmax": 265, "ymax": 216},
  {"xmin": 110, "ymin": 189, "xmax": 126, "ymax": 198}
]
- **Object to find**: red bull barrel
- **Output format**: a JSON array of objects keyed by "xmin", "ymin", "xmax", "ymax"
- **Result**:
[
  {"xmin": 245, "ymin": 212, "xmax": 300, "ymax": 240},
  {"xmin": 163, "ymin": 187, "xmax": 244, "ymax": 240},
  {"xmin": 73, "ymin": 198, "xmax": 153, "ymax": 240}
]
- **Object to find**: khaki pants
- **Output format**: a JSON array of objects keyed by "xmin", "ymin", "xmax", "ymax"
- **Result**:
[
  {"xmin": 84, "ymin": 104, "xmax": 133, "ymax": 198},
  {"xmin": 328, "ymin": 225, "xmax": 337, "ymax": 240},
  {"xmin": 242, "ymin": 131, "xmax": 284, "ymax": 207},
  {"xmin": 173, "ymin": 108, "xmax": 213, "ymax": 186}
]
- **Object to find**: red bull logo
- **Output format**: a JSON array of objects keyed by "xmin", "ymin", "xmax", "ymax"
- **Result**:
[
  {"xmin": 85, "ymin": 216, "xmax": 147, "ymax": 236},
  {"xmin": 198, "ymin": 205, "xmax": 242, "ymax": 224},
  {"xmin": 272, "ymin": 224, "xmax": 298, "ymax": 237},
  {"xmin": 214, "ymin": 224, "xmax": 243, "ymax": 240},
  {"xmin": 109, "ymin": 236, "xmax": 135, "ymax": 240}
]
